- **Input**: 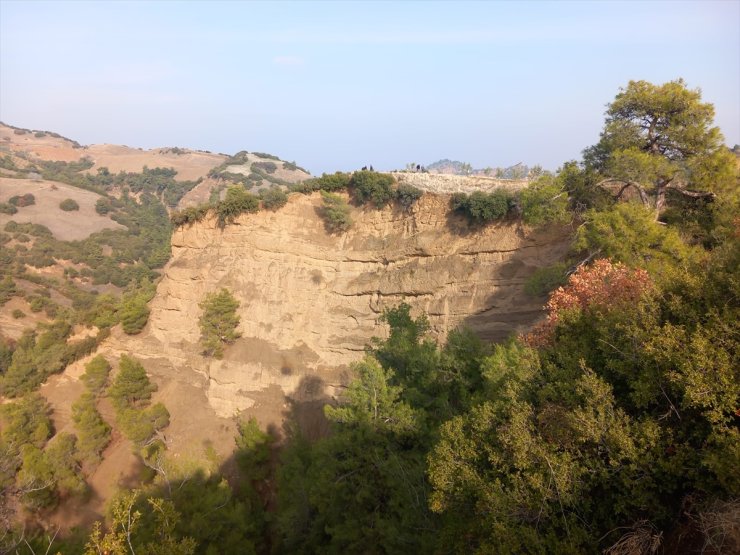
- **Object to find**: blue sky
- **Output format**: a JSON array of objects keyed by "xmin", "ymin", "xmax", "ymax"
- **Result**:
[{"xmin": 1, "ymin": 1, "xmax": 738, "ymax": 174}]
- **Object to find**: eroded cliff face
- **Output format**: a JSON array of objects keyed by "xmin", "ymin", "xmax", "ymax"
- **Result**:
[{"xmin": 141, "ymin": 192, "xmax": 571, "ymax": 418}]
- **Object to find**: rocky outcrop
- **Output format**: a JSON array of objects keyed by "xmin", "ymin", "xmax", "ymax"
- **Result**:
[{"xmin": 143, "ymin": 192, "xmax": 570, "ymax": 417}]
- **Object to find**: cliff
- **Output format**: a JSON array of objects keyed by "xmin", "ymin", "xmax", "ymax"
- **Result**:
[{"xmin": 138, "ymin": 192, "xmax": 571, "ymax": 418}]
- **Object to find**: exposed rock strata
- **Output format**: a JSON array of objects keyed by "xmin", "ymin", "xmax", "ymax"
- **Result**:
[{"xmin": 144, "ymin": 192, "xmax": 570, "ymax": 417}]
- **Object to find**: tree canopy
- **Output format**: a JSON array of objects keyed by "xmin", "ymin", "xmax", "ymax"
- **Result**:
[{"xmin": 583, "ymin": 79, "xmax": 735, "ymax": 217}]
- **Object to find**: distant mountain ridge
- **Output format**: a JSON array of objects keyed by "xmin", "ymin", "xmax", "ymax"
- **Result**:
[{"xmin": 425, "ymin": 158, "xmax": 540, "ymax": 179}]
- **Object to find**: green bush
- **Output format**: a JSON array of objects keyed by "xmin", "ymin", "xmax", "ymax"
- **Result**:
[
  {"xmin": 524, "ymin": 262, "xmax": 568, "ymax": 297},
  {"xmin": 350, "ymin": 171, "xmax": 395, "ymax": 207},
  {"xmin": 290, "ymin": 172, "xmax": 351, "ymax": 194},
  {"xmin": 260, "ymin": 187, "xmax": 288, "ymax": 210},
  {"xmin": 8, "ymin": 193, "xmax": 35, "ymax": 207},
  {"xmin": 251, "ymin": 151, "xmax": 280, "ymax": 161},
  {"xmin": 451, "ymin": 189, "xmax": 517, "ymax": 224},
  {"xmin": 216, "ymin": 186, "xmax": 260, "ymax": 227},
  {"xmin": 11, "ymin": 309, "xmax": 25, "ymax": 319},
  {"xmin": 0, "ymin": 276, "xmax": 16, "ymax": 305},
  {"xmin": 59, "ymin": 198, "xmax": 80, "ymax": 211},
  {"xmin": 199, "ymin": 288, "xmax": 241, "ymax": 358},
  {"xmin": 95, "ymin": 198, "xmax": 112, "ymax": 215},
  {"xmin": 0, "ymin": 202, "xmax": 18, "ymax": 215},
  {"xmin": 252, "ymin": 161, "xmax": 278, "ymax": 174},
  {"xmin": 395, "ymin": 183, "xmax": 423, "ymax": 210},
  {"xmin": 170, "ymin": 203, "xmax": 211, "ymax": 227},
  {"xmin": 320, "ymin": 191, "xmax": 352, "ymax": 233}
]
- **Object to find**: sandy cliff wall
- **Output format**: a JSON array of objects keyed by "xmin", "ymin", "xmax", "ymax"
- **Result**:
[{"xmin": 139, "ymin": 192, "xmax": 570, "ymax": 418}]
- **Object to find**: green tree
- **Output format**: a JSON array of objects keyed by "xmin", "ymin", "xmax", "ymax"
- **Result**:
[
  {"xmin": 72, "ymin": 392, "xmax": 111, "ymax": 465},
  {"xmin": 108, "ymin": 355, "xmax": 156, "ymax": 410},
  {"xmin": 80, "ymin": 354, "xmax": 111, "ymax": 395},
  {"xmin": 583, "ymin": 79, "xmax": 735, "ymax": 217},
  {"xmin": 198, "ymin": 288, "xmax": 241, "ymax": 358},
  {"xmin": 520, "ymin": 174, "xmax": 570, "ymax": 226},
  {"xmin": 117, "ymin": 403, "xmax": 170, "ymax": 446},
  {"xmin": 350, "ymin": 170, "xmax": 396, "ymax": 207},
  {"xmin": 120, "ymin": 295, "xmax": 150, "ymax": 335},
  {"xmin": 325, "ymin": 357, "xmax": 417, "ymax": 435},
  {"xmin": 234, "ymin": 416, "xmax": 272, "ymax": 482}
]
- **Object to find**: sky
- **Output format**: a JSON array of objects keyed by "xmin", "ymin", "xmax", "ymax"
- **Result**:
[{"xmin": 0, "ymin": 1, "xmax": 738, "ymax": 175}]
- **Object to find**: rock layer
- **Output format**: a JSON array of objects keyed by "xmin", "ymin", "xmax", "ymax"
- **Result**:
[{"xmin": 144, "ymin": 192, "xmax": 570, "ymax": 417}]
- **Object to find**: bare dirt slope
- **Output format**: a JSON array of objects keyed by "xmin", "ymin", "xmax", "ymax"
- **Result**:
[
  {"xmin": 85, "ymin": 144, "xmax": 225, "ymax": 181},
  {"xmin": 0, "ymin": 177, "xmax": 124, "ymax": 240},
  {"xmin": 0, "ymin": 123, "xmax": 226, "ymax": 181}
]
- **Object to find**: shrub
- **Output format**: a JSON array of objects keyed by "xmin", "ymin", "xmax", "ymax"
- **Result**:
[
  {"xmin": 283, "ymin": 161, "xmax": 308, "ymax": 173},
  {"xmin": 95, "ymin": 198, "xmax": 112, "ymax": 215},
  {"xmin": 260, "ymin": 187, "xmax": 288, "ymax": 210},
  {"xmin": 451, "ymin": 189, "xmax": 517, "ymax": 224},
  {"xmin": 34, "ymin": 131, "xmax": 46, "ymax": 138},
  {"xmin": 290, "ymin": 172, "xmax": 351, "ymax": 194},
  {"xmin": 8, "ymin": 193, "xmax": 35, "ymax": 207},
  {"xmin": 215, "ymin": 186, "xmax": 260, "ymax": 227},
  {"xmin": 170, "ymin": 204, "xmax": 211, "ymax": 227},
  {"xmin": 199, "ymin": 288, "xmax": 241, "ymax": 358},
  {"xmin": 395, "ymin": 183, "xmax": 423, "ymax": 210},
  {"xmin": 0, "ymin": 276, "xmax": 16, "ymax": 305},
  {"xmin": 59, "ymin": 198, "xmax": 80, "ymax": 211},
  {"xmin": 350, "ymin": 171, "xmax": 395, "ymax": 207},
  {"xmin": 251, "ymin": 152, "xmax": 280, "ymax": 161},
  {"xmin": 524, "ymin": 263, "xmax": 568, "ymax": 297},
  {"xmin": 320, "ymin": 191, "xmax": 352, "ymax": 233},
  {"xmin": 12, "ymin": 309, "xmax": 25, "ymax": 319},
  {"xmin": 0, "ymin": 202, "xmax": 17, "ymax": 215},
  {"xmin": 252, "ymin": 161, "xmax": 278, "ymax": 174}
]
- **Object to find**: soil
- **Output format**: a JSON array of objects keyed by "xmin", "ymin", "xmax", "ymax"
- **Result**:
[{"xmin": 0, "ymin": 178, "xmax": 124, "ymax": 240}]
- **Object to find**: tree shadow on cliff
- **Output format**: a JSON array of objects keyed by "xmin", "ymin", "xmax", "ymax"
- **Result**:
[
  {"xmin": 279, "ymin": 374, "xmax": 335, "ymax": 443},
  {"xmin": 459, "ymin": 224, "xmax": 571, "ymax": 344}
]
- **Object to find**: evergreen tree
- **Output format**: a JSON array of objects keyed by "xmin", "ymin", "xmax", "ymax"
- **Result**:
[{"xmin": 198, "ymin": 288, "xmax": 241, "ymax": 358}]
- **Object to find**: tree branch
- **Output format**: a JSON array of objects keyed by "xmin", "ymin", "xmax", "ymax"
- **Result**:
[{"xmin": 595, "ymin": 178, "xmax": 651, "ymax": 206}]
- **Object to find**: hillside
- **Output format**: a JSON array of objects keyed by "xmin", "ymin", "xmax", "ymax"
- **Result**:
[{"xmin": 1, "ymin": 75, "xmax": 737, "ymax": 555}]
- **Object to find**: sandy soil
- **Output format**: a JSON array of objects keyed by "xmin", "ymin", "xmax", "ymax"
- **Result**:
[
  {"xmin": 0, "ymin": 296, "xmax": 50, "ymax": 340},
  {"xmin": 85, "ymin": 144, "xmax": 226, "ymax": 181},
  {"xmin": 1, "ymin": 124, "xmax": 226, "ymax": 182},
  {"xmin": 0, "ymin": 178, "xmax": 124, "ymax": 240},
  {"xmin": 0, "ymin": 124, "xmax": 86, "ymax": 163}
]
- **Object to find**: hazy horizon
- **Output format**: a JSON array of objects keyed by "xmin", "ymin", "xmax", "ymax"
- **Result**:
[{"xmin": 1, "ymin": 0, "xmax": 738, "ymax": 175}]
